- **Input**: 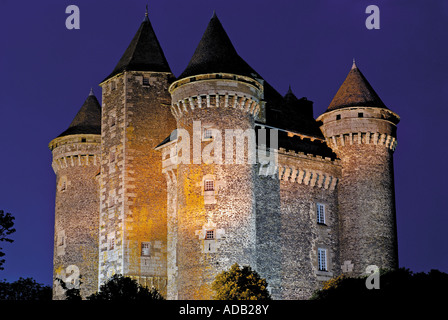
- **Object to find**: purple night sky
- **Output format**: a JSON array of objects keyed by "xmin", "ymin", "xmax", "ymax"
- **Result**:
[{"xmin": 0, "ymin": 0, "xmax": 447, "ymax": 286}]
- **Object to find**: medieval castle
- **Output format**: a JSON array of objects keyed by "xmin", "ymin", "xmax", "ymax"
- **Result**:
[{"xmin": 49, "ymin": 11, "xmax": 400, "ymax": 300}]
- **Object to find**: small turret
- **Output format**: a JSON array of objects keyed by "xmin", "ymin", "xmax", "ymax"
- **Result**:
[
  {"xmin": 49, "ymin": 90, "xmax": 101, "ymax": 299},
  {"xmin": 317, "ymin": 61, "xmax": 400, "ymax": 276}
]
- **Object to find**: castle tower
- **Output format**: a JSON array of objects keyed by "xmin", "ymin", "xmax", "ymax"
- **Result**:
[
  {"xmin": 97, "ymin": 11, "xmax": 175, "ymax": 295},
  {"xmin": 317, "ymin": 61, "xmax": 400, "ymax": 275},
  {"xmin": 49, "ymin": 89, "xmax": 101, "ymax": 299},
  {"xmin": 163, "ymin": 13, "xmax": 265, "ymax": 299}
]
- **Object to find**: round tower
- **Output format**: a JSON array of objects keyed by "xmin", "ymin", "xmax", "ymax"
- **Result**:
[
  {"xmin": 168, "ymin": 13, "xmax": 264, "ymax": 299},
  {"xmin": 317, "ymin": 61, "xmax": 400, "ymax": 275},
  {"xmin": 49, "ymin": 89, "xmax": 101, "ymax": 299}
]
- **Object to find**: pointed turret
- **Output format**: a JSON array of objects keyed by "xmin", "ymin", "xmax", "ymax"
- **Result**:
[
  {"xmin": 103, "ymin": 11, "xmax": 171, "ymax": 81},
  {"xmin": 178, "ymin": 12, "xmax": 259, "ymax": 79},
  {"xmin": 58, "ymin": 90, "xmax": 101, "ymax": 137},
  {"xmin": 326, "ymin": 61, "xmax": 386, "ymax": 112},
  {"xmin": 49, "ymin": 89, "xmax": 102, "ymax": 299},
  {"xmin": 317, "ymin": 61, "xmax": 400, "ymax": 277}
]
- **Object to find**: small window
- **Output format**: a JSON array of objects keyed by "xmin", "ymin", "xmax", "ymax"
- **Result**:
[
  {"xmin": 203, "ymin": 128, "xmax": 213, "ymax": 140},
  {"xmin": 108, "ymin": 236, "xmax": 115, "ymax": 251},
  {"xmin": 336, "ymin": 114, "xmax": 341, "ymax": 120},
  {"xmin": 358, "ymin": 112, "xmax": 364, "ymax": 118},
  {"xmin": 204, "ymin": 180, "xmax": 215, "ymax": 192},
  {"xmin": 205, "ymin": 230, "xmax": 215, "ymax": 240},
  {"xmin": 111, "ymin": 81, "xmax": 116, "ymax": 90},
  {"xmin": 110, "ymin": 116, "xmax": 116, "ymax": 127},
  {"xmin": 57, "ymin": 232, "xmax": 65, "ymax": 247},
  {"xmin": 81, "ymin": 138, "xmax": 87, "ymax": 143},
  {"xmin": 59, "ymin": 177, "xmax": 67, "ymax": 192},
  {"xmin": 317, "ymin": 203, "xmax": 326, "ymax": 225},
  {"xmin": 143, "ymin": 77, "xmax": 149, "ymax": 86},
  {"xmin": 141, "ymin": 242, "xmax": 150, "ymax": 256},
  {"xmin": 318, "ymin": 248, "xmax": 327, "ymax": 271}
]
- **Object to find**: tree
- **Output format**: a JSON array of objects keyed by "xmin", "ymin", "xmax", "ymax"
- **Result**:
[
  {"xmin": 87, "ymin": 274, "xmax": 164, "ymax": 301},
  {"xmin": 0, "ymin": 277, "xmax": 52, "ymax": 300},
  {"xmin": 212, "ymin": 263, "xmax": 271, "ymax": 300},
  {"xmin": 56, "ymin": 276, "xmax": 83, "ymax": 301},
  {"xmin": 311, "ymin": 268, "xmax": 448, "ymax": 301},
  {"xmin": 0, "ymin": 210, "xmax": 15, "ymax": 270}
]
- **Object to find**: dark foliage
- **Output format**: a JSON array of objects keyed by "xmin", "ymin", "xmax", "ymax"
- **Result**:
[
  {"xmin": 311, "ymin": 268, "xmax": 448, "ymax": 302},
  {"xmin": 87, "ymin": 274, "xmax": 164, "ymax": 301},
  {"xmin": 56, "ymin": 276, "xmax": 83, "ymax": 301},
  {"xmin": 0, "ymin": 210, "xmax": 16, "ymax": 270},
  {"xmin": 0, "ymin": 277, "xmax": 52, "ymax": 300}
]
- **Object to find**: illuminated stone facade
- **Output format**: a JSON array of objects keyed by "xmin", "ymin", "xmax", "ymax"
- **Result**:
[{"xmin": 49, "ymin": 13, "xmax": 399, "ymax": 300}]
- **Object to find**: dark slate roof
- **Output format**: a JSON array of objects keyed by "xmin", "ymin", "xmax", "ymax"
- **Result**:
[
  {"xmin": 103, "ymin": 14, "xmax": 171, "ymax": 82},
  {"xmin": 57, "ymin": 90, "xmax": 101, "ymax": 137},
  {"xmin": 327, "ymin": 61, "xmax": 387, "ymax": 112},
  {"xmin": 178, "ymin": 13, "xmax": 260, "ymax": 79},
  {"xmin": 155, "ymin": 129, "xmax": 177, "ymax": 149},
  {"xmin": 166, "ymin": 13, "xmax": 332, "ymax": 158}
]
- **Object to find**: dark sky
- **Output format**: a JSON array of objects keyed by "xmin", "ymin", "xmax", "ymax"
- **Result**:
[{"xmin": 1, "ymin": 0, "xmax": 447, "ymax": 286}]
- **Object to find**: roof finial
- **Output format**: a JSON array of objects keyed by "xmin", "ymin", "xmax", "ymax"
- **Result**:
[
  {"xmin": 89, "ymin": 87, "xmax": 94, "ymax": 96},
  {"xmin": 352, "ymin": 58, "xmax": 357, "ymax": 70},
  {"xmin": 212, "ymin": 10, "xmax": 217, "ymax": 19},
  {"xmin": 143, "ymin": 3, "xmax": 149, "ymax": 21}
]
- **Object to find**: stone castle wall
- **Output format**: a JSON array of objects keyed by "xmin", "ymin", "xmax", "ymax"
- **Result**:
[
  {"xmin": 98, "ymin": 71, "xmax": 175, "ymax": 296},
  {"xmin": 50, "ymin": 134, "xmax": 100, "ymax": 299},
  {"xmin": 277, "ymin": 150, "xmax": 341, "ymax": 299},
  {"xmin": 318, "ymin": 106, "xmax": 399, "ymax": 276}
]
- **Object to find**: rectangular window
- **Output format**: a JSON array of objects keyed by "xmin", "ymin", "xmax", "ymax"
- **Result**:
[
  {"xmin": 317, "ymin": 203, "xmax": 326, "ymax": 224},
  {"xmin": 318, "ymin": 248, "xmax": 327, "ymax": 271},
  {"xmin": 57, "ymin": 231, "xmax": 65, "ymax": 247},
  {"xmin": 108, "ymin": 235, "xmax": 115, "ymax": 251},
  {"xmin": 111, "ymin": 81, "xmax": 116, "ymax": 90},
  {"xmin": 336, "ymin": 114, "xmax": 341, "ymax": 120},
  {"xmin": 203, "ymin": 128, "xmax": 213, "ymax": 140},
  {"xmin": 141, "ymin": 242, "xmax": 150, "ymax": 256},
  {"xmin": 205, "ymin": 230, "xmax": 215, "ymax": 240},
  {"xmin": 143, "ymin": 77, "xmax": 149, "ymax": 86},
  {"xmin": 204, "ymin": 180, "xmax": 214, "ymax": 191},
  {"xmin": 358, "ymin": 112, "xmax": 364, "ymax": 118}
]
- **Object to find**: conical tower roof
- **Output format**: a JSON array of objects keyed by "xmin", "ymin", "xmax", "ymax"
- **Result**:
[
  {"xmin": 178, "ymin": 12, "xmax": 260, "ymax": 79},
  {"xmin": 284, "ymin": 86, "xmax": 301, "ymax": 107},
  {"xmin": 58, "ymin": 89, "xmax": 101, "ymax": 137},
  {"xmin": 103, "ymin": 12, "xmax": 171, "ymax": 82},
  {"xmin": 327, "ymin": 60, "xmax": 387, "ymax": 112}
]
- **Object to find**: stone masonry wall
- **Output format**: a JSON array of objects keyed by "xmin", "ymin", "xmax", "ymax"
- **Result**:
[
  {"xmin": 169, "ymin": 77, "xmax": 262, "ymax": 299},
  {"xmin": 275, "ymin": 150, "xmax": 340, "ymax": 299},
  {"xmin": 99, "ymin": 71, "xmax": 175, "ymax": 296},
  {"xmin": 318, "ymin": 106, "xmax": 399, "ymax": 276},
  {"xmin": 50, "ymin": 134, "xmax": 100, "ymax": 299},
  {"xmin": 337, "ymin": 144, "xmax": 398, "ymax": 275}
]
